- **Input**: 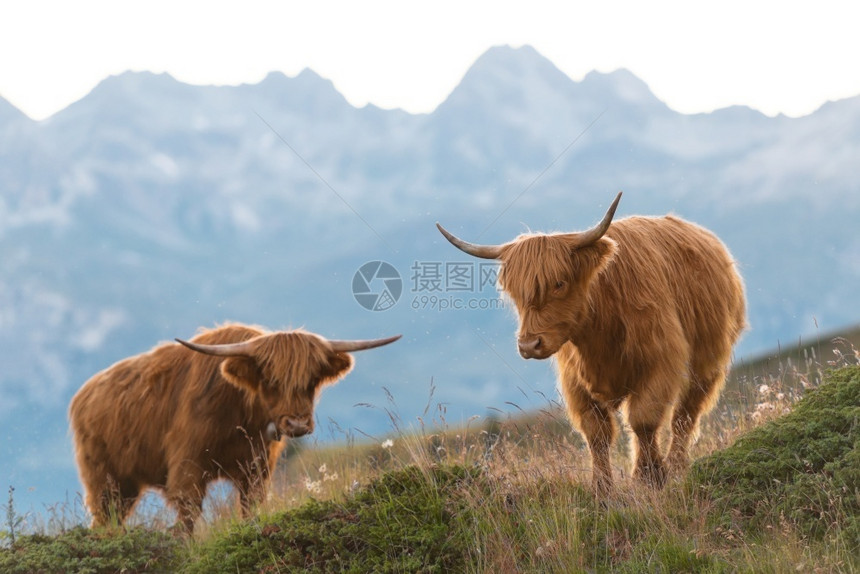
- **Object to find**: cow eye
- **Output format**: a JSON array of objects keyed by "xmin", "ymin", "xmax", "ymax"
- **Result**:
[{"xmin": 554, "ymin": 281, "xmax": 566, "ymax": 292}]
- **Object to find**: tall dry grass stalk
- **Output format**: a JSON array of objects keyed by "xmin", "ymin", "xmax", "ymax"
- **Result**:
[
  {"xmin": 197, "ymin": 336, "xmax": 827, "ymax": 540},
  {"xmin": 25, "ymin": 335, "xmax": 856, "ymax": 569}
]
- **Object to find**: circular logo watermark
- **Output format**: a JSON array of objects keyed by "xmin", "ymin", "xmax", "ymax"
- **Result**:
[{"xmin": 352, "ymin": 261, "xmax": 402, "ymax": 311}]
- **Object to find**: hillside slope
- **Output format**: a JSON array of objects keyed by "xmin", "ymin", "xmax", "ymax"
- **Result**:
[{"xmin": 3, "ymin": 366, "xmax": 857, "ymax": 572}]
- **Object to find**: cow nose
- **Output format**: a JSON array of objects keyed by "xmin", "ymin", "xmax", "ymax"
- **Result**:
[
  {"xmin": 280, "ymin": 416, "xmax": 312, "ymax": 438},
  {"xmin": 517, "ymin": 336, "xmax": 542, "ymax": 358}
]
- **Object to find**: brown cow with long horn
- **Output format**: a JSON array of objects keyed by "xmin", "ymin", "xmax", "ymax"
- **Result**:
[
  {"xmin": 69, "ymin": 323, "xmax": 400, "ymax": 532},
  {"xmin": 437, "ymin": 192, "xmax": 745, "ymax": 493}
]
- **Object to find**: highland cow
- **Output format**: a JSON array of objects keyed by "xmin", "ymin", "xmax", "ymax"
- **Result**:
[
  {"xmin": 69, "ymin": 323, "xmax": 400, "ymax": 532},
  {"xmin": 437, "ymin": 192, "xmax": 745, "ymax": 493}
]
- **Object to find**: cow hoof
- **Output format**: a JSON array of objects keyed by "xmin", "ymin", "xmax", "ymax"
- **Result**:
[
  {"xmin": 635, "ymin": 463, "xmax": 667, "ymax": 489},
  {"xmin": 592, "ymin": 476, "xmax": 614, "ymax": 499}
]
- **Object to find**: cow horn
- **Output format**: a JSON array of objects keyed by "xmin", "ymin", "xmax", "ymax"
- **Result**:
[
  {"xmin": 576, "ymin": 191, "xmax": 622, "ymax": 246},
  {"xmin": 328, "ymin": 334, "xmax": 402, "ymax": 353},
  {"xmin": 174, "ymin": 337, "xmax": 257, "ymax": 357},
  {"xmin": 436, "ymin": 223, "xmax": 504, "ymax": 260}
]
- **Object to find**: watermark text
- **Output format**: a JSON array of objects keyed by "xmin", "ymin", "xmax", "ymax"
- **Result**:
[{"xmin": 353, "ymin": 260, "xmax": 503, "ymax": 312}]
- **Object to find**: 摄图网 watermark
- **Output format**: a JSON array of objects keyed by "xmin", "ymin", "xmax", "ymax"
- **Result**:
[{"xmin": 352, "ymin": 260, "xmax": 505, "ymax": 312}]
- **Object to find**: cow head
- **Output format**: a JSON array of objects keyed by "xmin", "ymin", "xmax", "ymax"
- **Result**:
[
  {"xmin": 176, "ymin": 331, "xmax": 400, "ymax": 438},
  {"xmin": 437, "ymin": 192, "xmax": 621, "ymax": 360}
]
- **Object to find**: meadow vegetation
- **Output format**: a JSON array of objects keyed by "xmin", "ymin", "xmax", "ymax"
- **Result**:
[{"xmin": 2, "ymin": 332, "xmax": 858, "ymax": 572}]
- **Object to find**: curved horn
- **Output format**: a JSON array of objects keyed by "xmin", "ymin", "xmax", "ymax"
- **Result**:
[
  {"xmin": 328, "ymin": 334, "xmax": 402, "ymax": 353},
  {"xmin": 436, "ymin": 223, "xmax": 504, "ymax": 260},
  {"xmin": 576, "ymin": 191, "xmax": 622, "ymax": 246},
  {"xmin": 175, "ymin": 337, "xmax": 257, "ymax": 357}
]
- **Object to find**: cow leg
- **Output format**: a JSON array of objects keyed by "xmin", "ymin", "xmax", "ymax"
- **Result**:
[
  {"xmin": 88, "ymin": 476, "xmax": 140, "ymax": 528},
  {"xmin": 628, "ymin": 421, "xmax": 667, "ymax": 488},
  {"xmin": 626, "ymin": 385, "xmax": 676, "ymax": 489},
  {"xmin": 561, "ymin": 381, "xmax": 617, "ymax": 496},
  {"xmin": 166, "ymin": 470, "xmax": 206, "ymax": 534},
  {"xmin": 112, "ymin": 481, "xmax": 141, "ymax": 525},
  {"xmin": 168, "ymin": 490, "xmax": 205, "ymax": 534},
  {"xmin": 236, "ymin": 456, "xmax": 272, "ymax": 519},
  {"xmin": 237, "ymin": 476, "xmax": 269, "ymax": 519},
  {"xmin": 667, "ymin": 366, "xmax": 726, "ymax": 473},
  {"xmin": 75, "ymin": 446, "xmax": 129, "ymax": 528},
  {"xmin": 81, "ymin": 470, "xmax": 111, "ymax": 528}
]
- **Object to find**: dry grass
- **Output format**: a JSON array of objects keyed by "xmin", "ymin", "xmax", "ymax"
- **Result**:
[
  {"xmin": 239, "ymin": 334, "xmax": 858, "ymax": 571},
  {"xmin": 5, "ymin": 334, "xmax": 856, "ymax": 572}
]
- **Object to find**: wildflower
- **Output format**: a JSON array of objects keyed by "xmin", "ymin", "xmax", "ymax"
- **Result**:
[
  {"xmin": 381, "ymin": 439, "xmax": 394, "ymax": 449},
  {"xmin": 318, "ymin": 463, "xmax": 327, "ymax": 474},
  {"xmin": 758, "ymin": 384, "xmax": 770, "ymax": 395},
  {"xmin": 304, "ymin": 477, "xmax": 322, "ymax": 494}
]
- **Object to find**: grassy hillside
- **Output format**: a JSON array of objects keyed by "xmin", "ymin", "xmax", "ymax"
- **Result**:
[{"xmin": 2, "ymin": 336, "xmax": 858, "ymax": 572}]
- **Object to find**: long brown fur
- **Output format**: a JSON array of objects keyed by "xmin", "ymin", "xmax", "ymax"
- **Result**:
[
  {"xmin": 68, "ymin": 323, "xmax": 357, "ymax": 532},
  {"xmin": 494, "ymin": 213, "xmax": 745, "ymax": 492}
]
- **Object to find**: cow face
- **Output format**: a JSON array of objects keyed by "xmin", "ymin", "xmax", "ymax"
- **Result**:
[
  {"xmin": 219, "ymin": 333, "xmax": 354, "ymax": 437},
  {"xmin": 436, "ymin": 192, "xmax": 622, "ymax": 361},
  {"xmin": 176, "ymin": 331, "xmax": 400, "ymax": 438},
  {"xmin": 499, "ymin": 235, "xmax": 617, "ymax": 359}
]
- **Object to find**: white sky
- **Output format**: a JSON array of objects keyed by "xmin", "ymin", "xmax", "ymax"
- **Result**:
[{"xmin": 2, "ymin": 0, "xmax": 859, "ymax": 121}]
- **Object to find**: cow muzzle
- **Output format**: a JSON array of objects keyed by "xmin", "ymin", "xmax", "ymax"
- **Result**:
[
  {"xmin": 278, "ymin": 416, "xmax": 313, "ymax": 438},
  {"xmin": 517, "ymin": 335, "xmax": 552, "ymax": 360}
]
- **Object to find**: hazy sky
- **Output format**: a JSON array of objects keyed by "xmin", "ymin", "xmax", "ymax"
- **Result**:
[{"xmin": 2, "ymin": 0, "xmax": 858, "ymax": 121}]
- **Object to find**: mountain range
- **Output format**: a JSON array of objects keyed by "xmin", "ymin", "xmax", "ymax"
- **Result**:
[{"xmin": 2, "ymin": 44, "xmax": 858, "ymax": 514}]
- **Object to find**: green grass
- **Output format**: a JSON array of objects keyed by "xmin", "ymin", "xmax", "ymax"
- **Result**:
[
  {"xmin": 185, "ymin": 465, "xmax": 479, "ymax": 573},
  {"xmin": 690, "ymin": 366, "xmax": 860, "ymax": 557},
  {"xmin": 0, "ymin": 526, "xmax": 180, "ymax": 573},
  {"xmin": 2, "ymin": 337, "xmax": 858, "ymax": 572}
]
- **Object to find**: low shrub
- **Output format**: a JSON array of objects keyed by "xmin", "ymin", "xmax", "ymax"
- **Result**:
[
  {"xmin": 186, "ymin": 464, "xmax": 480, "ymax": 573},
  {"xmin": 0, "ymin": 526, "xmax": 181, "ymax": 573},
  {"xmin": 690, "ymin": 366, "xmax": 860, "ymax": 559}
]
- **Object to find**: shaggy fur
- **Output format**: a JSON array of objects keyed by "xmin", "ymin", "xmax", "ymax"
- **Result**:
[
  {"xmin": 69, "ymin": 323, "xmax": 360, "ymax": 532},
  {"xmin": 446, "ymin": 210, "xmax": 746, "ymax": 493}
]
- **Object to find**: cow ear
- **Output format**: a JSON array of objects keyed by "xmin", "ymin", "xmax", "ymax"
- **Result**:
[
  {"xmin": 590, "ymin": 237, "xmax": 618, "ymax": 274},
  {"xmin": 572, "ymin": 236, "xmax": 618, "ymax": 279},
  {"xmin": 220, "ymin": 357, "xmax": 264, "ymax": 393},
  {"xmin": 320, "ymin": 352, "xmax": 354, "ymax": 384}
]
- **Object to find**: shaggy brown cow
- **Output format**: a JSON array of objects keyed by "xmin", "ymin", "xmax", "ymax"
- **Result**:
[
  {"xmin": 437, "ymin": 192, "xmax": 745, "ymax": 493},
  {"xmin": 69, "ymin": 323, "xmax": 400, "ymax": 532}
]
